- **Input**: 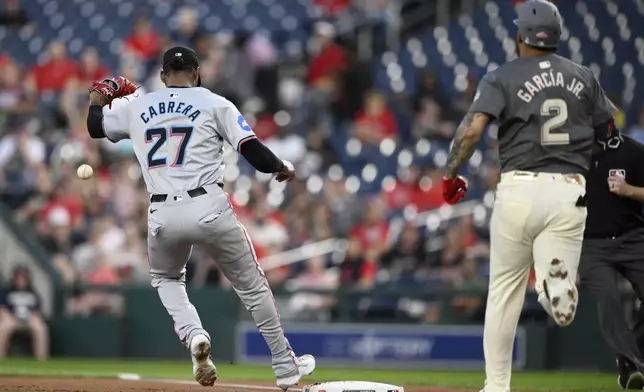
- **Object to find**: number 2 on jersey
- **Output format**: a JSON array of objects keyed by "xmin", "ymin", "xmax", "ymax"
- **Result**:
[
  {"xmin": 145, "ymin": 127, "xmax": 193, "ymax": 169},
  {"xmin": 540, "ymin": 98, "xmax": 569, "ymax": 146}
]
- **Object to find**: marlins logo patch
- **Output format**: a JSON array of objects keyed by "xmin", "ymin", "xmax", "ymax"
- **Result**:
[{"xmin": 237, "ymin": 115, "xmax": 252, "ymax": 132}]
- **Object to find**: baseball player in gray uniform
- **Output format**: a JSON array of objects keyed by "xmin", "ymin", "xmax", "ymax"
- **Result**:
[
  {"xmin": 85, "ymin": 46, "xmax": 315, "ymax": 391},
  {"xmin": 440, "ymin": 1, "xmax": 618, "ymax": 391}
]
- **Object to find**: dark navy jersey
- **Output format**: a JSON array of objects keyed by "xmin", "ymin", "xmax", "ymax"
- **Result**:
[{"xmin": 469, "ymin": 54, "xmax": 616, "ymax": 175}]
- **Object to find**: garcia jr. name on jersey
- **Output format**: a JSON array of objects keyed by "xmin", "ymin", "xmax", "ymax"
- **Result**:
[{"xmin": 517, "ymin": 66, "xmax": 586, "ymax": 104}]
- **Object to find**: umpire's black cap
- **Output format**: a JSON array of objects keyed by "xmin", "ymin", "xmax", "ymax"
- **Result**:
[
  {"xmin": 162, "ymin": 46, "xmax": 201, "ymax": 86},
  {"xmin": 513, "ymin": 0, "xmax": 562, "ymax": 49}
]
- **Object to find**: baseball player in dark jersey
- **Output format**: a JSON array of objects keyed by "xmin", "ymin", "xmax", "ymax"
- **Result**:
[{"xmin": 441, "ymin": 1, "xmax": 618, "ymax": 391}]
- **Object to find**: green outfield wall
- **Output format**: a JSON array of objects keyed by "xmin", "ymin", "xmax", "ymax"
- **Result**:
[{"xmin": 41, "ymin": 286, "xmax": 618, "ymax": 371}]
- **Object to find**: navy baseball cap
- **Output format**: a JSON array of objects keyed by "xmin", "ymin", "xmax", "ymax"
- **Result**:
[
  {"xmin": 513, "ymin": 0, "xmax": 562, "ymax": 49},
  {"xmin": 162, "ymin": 46, "xmax": 201, "ymax": 86},
  {"xmin": 162, "ymin": 46, "xmax": 200, "ymax": 71}
]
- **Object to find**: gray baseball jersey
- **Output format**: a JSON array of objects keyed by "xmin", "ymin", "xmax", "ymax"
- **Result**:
[
  {"xmin": 100, "ymin": 87, "xmax": 299, "ymax": 378},
  {"xmin": 102, "ymin": 87, "xmax": 257, "ymax": 194},
  {"xmin": 470, "ymin": 54, "xmax": 616, "ymax": 174}
]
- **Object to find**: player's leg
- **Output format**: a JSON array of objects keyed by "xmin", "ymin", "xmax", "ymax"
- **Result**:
[
  {"xmin": 197, "ymin": 204, "xmax": 314, "ymax": 390},
  {"xmin": 579, "ymin": 238, "xmax": 644, "ymax": 389},
  {"xmin": 147, "ymin": 215, "xmax": 217, "ymax": 386},
  {"xmin": 483, "ymin": 196, "xmax": 535, "ymax": 392},
  {"xmin": 617, "ymin": 233, "xmax": 644, "ymax": 373},
  {"xmin": 532, "ymin": 200, "xmax": 586, "ymax": 327}
]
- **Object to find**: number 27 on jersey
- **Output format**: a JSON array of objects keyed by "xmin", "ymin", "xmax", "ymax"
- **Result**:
[{"xmin": 145, "ymin": 126, "xmax": 193, "ymax": 169}]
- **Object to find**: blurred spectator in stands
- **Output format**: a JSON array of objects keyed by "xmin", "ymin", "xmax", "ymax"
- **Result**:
[
  {"xmin": 450, "ymin": 256, "xmax": 486, "ymax": 321},
  {"xmin": 350, "ymin": 197, "xmax": 389, "ymax": 257},
  {"xmin": 11, "ymin": 165, "xmax": 52, "ymax": 222},
  {"xmin": 339, "ymin": 236, "xmax": 377, "ymax": 289},
  {"xmin": 383, "ymin": 165, "xmax": 444, "ymax": 212},
  {"xmin": 72, "ymin": 223, "xmax": 105, "ymax": 279},
  {"xmin": 0, "ymin": 0, "xmax": 29, "ymax": 28},
  {"xmin": 307, "ymin": 21, "xmax": 348, "ymax": 88},
  {"xmin": 412, "ymin": 99, "xmax": 455, "ymax": 142},
  {"xmin": 69, "ymin": 250, "xmax": 123, "ymax": 316},
  {"xmin": 381, "ymin": 223, "xmax": 427, "ymax": 281},
  {"xmin": 125, "ymin": 16, "xmax": 161, "ymax": 60},
  {"xmin": 0, "ymin": 53, "xmax": 11, "ymax": 71},
  {"xmin": 0, "ymin": 266, "xmax": 48, "ymax": 360},
  {"xmin": 438, "ymin": 225, "xmax": 466, "ymax": 283},
  {"xmin": 283, "ymin": 188, "xmax": 313, "ymax": 248},
  {"xmin": 310, "ymin": 202, "xmax": 335, "ymax": 241},
  {"xmin": 264, "ymin": 125, "xmax": 307, "ymax": 164},
  {"xmin": 112, "ymin": 223, "xmax": 147, "ymax": 283},
  {"xmin": 353, "ymin": 90, "xmax": 399, "ymax": 145},
  {"xmin": 323, "ymin": 176, "xmax": 360, "ymax": 236},
  {"xmin": 287, "ymin": 256, "xmax": 338, "ymax": 321},
  {"xmin": 78, "ymin": 47, "xmax": 110, "ymax": 87},
  {"xmin": 0, "ymin": 122, "xmax": 45, "ymax": 208},
  {"xmin": 0, "ymin": 60, "xmax": 38, "ymax": 125},
  {"xmin": 246, "ymin": 33, "xmax": 279, "ymax": 113},
  {"xmin": 246, "ymin": 201, "xmax": 288, "ymax": 255},
  {"xmin": 208, "ymin": 32, "xmax": 254, "ymax": 106},
  {"xmin": 27, "ymin": 41, "xmax": 79, "ymax": 93},
  {"xmin": 38, "ymin": 180, "xmax": 84, "ymax": 230},
  {"xmin": 335, "ymin": 44, "xmax": 373, "ymax": 121},
  {"xmin": 194, "ymin": 34, "xmax": 216, "ymax": 61},
  {"xmin": 452, "ymin": 257, "xmax": 486, "ymax": 290},
  {"xmin": 414, "ymin": 70, "xmax": 449, "ymax": 113},
  {"xmin": 451, "ymin": 72, "xmax": 479, "ymax": 119},
  {"xmin": 457, "ymin": 214, "xmax": 487, "ymax": 256},
  {"xmin": 39, "ymin": 206, "xmax": 85, "ymax": 262},
  {"xmin": 314, "ymin": 0, "xmax": 351, "ymax": 16},
  {"xmin": 172, "ymin": 7, "xmax": 204, "ymax": 48},
  {"xmin": 628, "ymin": 107, "xmax": 644, "ymax": 144}
]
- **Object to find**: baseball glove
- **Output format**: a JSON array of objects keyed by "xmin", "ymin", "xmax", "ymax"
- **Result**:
[{"xmin": 89, "ymin": 76, "xmax": 139, "ymax": 108}]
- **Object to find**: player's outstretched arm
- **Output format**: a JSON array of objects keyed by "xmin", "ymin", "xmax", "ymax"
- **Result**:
[
  {"xmin": 445, "ymin": 112, "xmax": 490, "ymax": 178},
  {"xmin": 216, "ymin": 102, "xmax": 295, "ymax": 182},
  {"xmin": 239, "ymin": 139, "xmax": 295, "ymax": 182},
  {"xmin": 441, "ymin": 112, "xmax": 489, "ymax": 205}
]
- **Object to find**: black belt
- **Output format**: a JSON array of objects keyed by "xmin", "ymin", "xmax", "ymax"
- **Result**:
[{"xmin": 150, "ymin": 184, "xmax": 222, "ymax": 203}]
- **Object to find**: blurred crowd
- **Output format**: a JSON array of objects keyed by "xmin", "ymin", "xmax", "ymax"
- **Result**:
[{"xmin": 0, "ymin": 0, "xmax": 636, "ymax": 321}]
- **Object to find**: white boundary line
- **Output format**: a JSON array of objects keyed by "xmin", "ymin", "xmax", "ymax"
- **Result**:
[{"xmin": 141, "ymin": 377, "xmax": 303, "ymax": 392}]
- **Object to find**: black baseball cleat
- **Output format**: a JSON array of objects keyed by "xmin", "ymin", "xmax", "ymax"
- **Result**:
[{"xmin": 617, "ymin": 356, "xmax": 644, "ymax": 390}]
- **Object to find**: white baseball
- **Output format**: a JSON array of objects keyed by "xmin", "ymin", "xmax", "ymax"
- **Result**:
[{"xmin": 77, "ymin": 164, "xmax": 94, "ymax": 180}]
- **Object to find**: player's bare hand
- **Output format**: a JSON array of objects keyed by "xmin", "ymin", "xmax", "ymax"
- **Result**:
[
  {"xmin": 275, "ymin": 160, "xmax": 295, "ymax": 182},
  {"xmin": 608, "ymin": 175, "xmax": 632, "ymax": 197}
]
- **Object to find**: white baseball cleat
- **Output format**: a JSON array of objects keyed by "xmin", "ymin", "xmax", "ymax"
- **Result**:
[
  {"xmin": 276, "ymin": 354, "xmax": 316, "ymax": 391},
  {"xmin": 544, "ymin": 258, "xmax": 577, "ymax": 327},
  {"xmin": 190, "ymin": 334, "xmax": 217, "ymax": 387}
]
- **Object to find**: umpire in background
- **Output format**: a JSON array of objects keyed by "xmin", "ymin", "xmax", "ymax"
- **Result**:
[{"xmin": 579, "ymin": 128, "xmax": 644, "ymax": 389}]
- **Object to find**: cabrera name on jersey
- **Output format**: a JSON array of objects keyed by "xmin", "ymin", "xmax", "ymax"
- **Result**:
[
  {"xmin": 101, "ymin": 87, "xmax": 257, "ymax": 194},
  {"xmin": 516, "ymin": 60, "xmax": 585, "ymax": 103},
  {"xmin": 139, "ymin": 100, "xmax": 201, "ymax": 124}
]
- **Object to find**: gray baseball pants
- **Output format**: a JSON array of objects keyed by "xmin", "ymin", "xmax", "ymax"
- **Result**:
[{"xmin": 146, "ymin": 183, "xmax": 297, "ymax": 378}]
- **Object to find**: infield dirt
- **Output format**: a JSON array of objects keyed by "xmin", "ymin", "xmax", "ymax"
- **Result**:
[{"xmin": 0, "ymin": 377, "xmax": 449, "ymax": 392}]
